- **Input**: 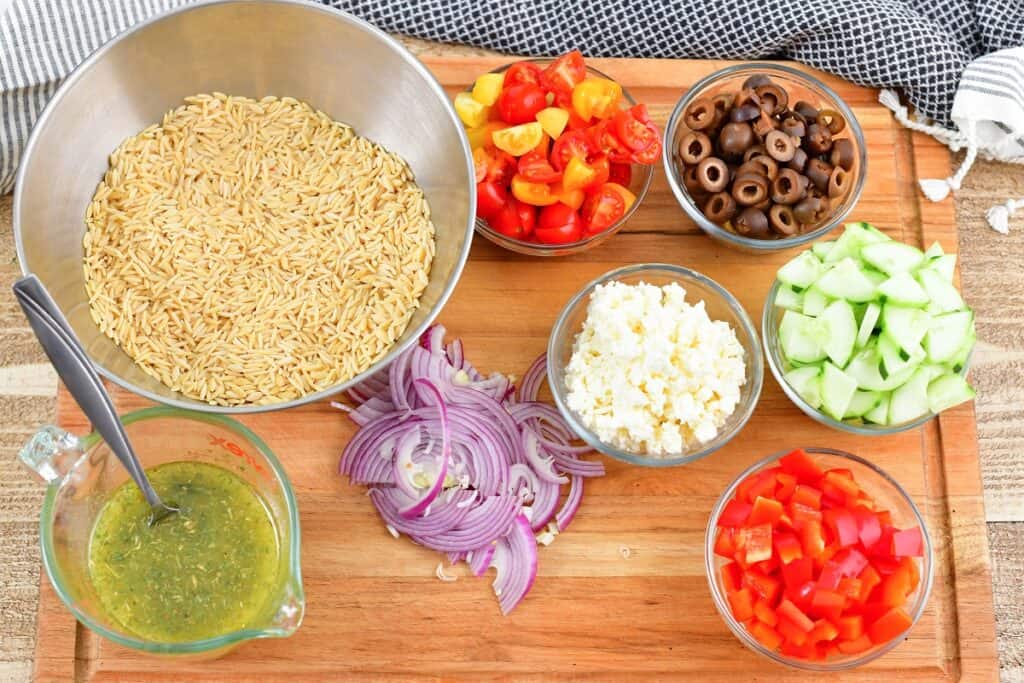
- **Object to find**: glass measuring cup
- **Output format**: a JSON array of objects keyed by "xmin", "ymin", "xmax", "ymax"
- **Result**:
[{"xmin": 20, "ymin": 406, "xmax": 304, "ymax": 657}]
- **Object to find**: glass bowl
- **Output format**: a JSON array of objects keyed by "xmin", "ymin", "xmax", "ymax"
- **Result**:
[
  {"xmin": 469, "ymin": 59, "xmax": 654, "ymax": 256},
  {"xmin": 663, "ymin": 63, "xmax": 867, "ymax": 253},
  {"xmin": 762, "ymin": 279, "xmax": 971, "ymax": 435},
  {"xmin": 546, "ymin": 263, "xmax": 763, "ymax": 466},
  {"xmin": 705, "ymin": 447, "xmax": 934, "ymax": 671}
]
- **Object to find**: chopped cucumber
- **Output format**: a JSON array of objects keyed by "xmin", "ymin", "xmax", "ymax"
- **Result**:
[
  {"xmin": 775, "ymin": 285, "xmax": 805, "ymax": 312},
  {"xmin": 778, "ymin": 251, "xmax": 824, "ymax": 289},
  {"xmin": 927, "ymin": 373, "xmax": 976, "ymax": 413},
  {"xmin": 803, "ymin": 287, "xmax": 829, "ymax": 317},
  {"xmin": 925, "ymin": 310, "xmax": 974, "ymax": 363},
  {"xmin": 784, "ymin": 366, "xmax": 823, "ymax": 409},
  {"xmin": 877, "ymin": 272, "xmax": 930, "ymax": 307},
  {"xmin": 881, "ymin": 304, "xmax": 930, "ymax": 356},
  {"xmin": 844, "ymin": 345, "xmax": 917, "ymax": 391},
  {"xmin": 856, "ymin": 302, "xmax": 881, "ymax": 349},
  {"xmin": 879, "ymin": 332, "xmax": 925, "ymax": 377},
  {"xmin": 815, "ymin": 258, "xmax": 878, "ymax": 302},
  {"xmin": 825, "ymin": 222, "xmax": 888, "ymax": 263},
  {"xmin": 889, "ymin": 367, "xmax": 932, "ymax": 424},
  {"xmin": 821, "ymin": 361, "xmax": 859, "ymax": 420},
  {"xmin": 918, "ymin": 269, "xmax": 966, "ymax": 313},
  {"xmin": 780, "ymin": 310, "xmax": 828, "ymax": 363},
  {"xmin": 923, "ymin": 241, "xmax": 944, "ymax": 259},
  {"xmin": 812, "ymin": 240, "xmax": 835, "ymax": 261},
  {"xmin": 819, "ymin": 299, "xmax": 857, "ymax": 367},
  {"xmin": 845, "ymin": 389, "xmax": 883, "ymax": 418},
  {"xmin": 861, "ymin": 241, "xmax": 925, "ymax": 275},
  {"xmin": 923, "ymin": 253, "xmax": 957, "ymax": 282},
  {"xmin": 948, "ymin": 331, "xmax": 976, "ymax": 373},
  {"xmin": 864, "ymin": 392, "xmax": 892, "ymax": 424}
]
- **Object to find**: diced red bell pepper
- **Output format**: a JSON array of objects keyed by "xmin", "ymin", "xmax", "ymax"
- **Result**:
[
  {"xmin": 852, "ymin": 505, "xmax": 882, "ymax": 548},
  {"xmin": 833, "ymin": 548, "xmax": 869, "ymax": 578},
  {"xmin": 777, "ymin": 598, "xmax": 815, "ymax": 632},
  {"xmin": 810, "ymin": 588, "xmax": 845, "ymax": 622},
  {"xmin": 727, "ymin": 587, "xmax": 755, "ymax": 621},
  {"xmin": 855, "ymin": 602, "xmax": 891, "ymax": 625},
  {"xmin": 737, "ymin": 468, "xmax": 779, "ymax": 504},
  {"xmin": 774, "ymin": 532, "xmax": 803, "ymax": 564},
  {"xmin": 785, "ymin": 580, "xmax": 816, "ymax": 613},
  {"xmin": 857, "ymin": 564, "xmax": 882, "ymax": 603},
  {"xmin": 816, "ymin": 562, "xmax": 842, "ymax": 591},
  {"xmin": 820, "ymin": 479, "xmax": 849, "ymax": 506},
  {"xmin": 742, "ymin": 523, "xmax": 773, "ymax": 564},
  {"xmin": 718, "ymin": 499, "xmax": 752, "ymax": 527},
  {"xmin": 876, "ymin": 509, "xmax": 893, "ymax": 527},
  {"xmin": 790, "ymin": 503, "xmax": 823, "ymax": 529},
  {"xmin": 867, "ymin": 607, "xmax": 913, "ymax": 644},
  {"xmin": 775, "ymin": 472, "xmax": 798, "ymax": 503},
  {"xmin": 868, "ymin": 526, "xmax": 896, "ymax": 557},
  {"xmin": 891, "ymin": 527, "xmax": 924, "ymax": 557},
  {"xmin": 791, "ymin": 484, "xmax": 823, "ymax": 510},
  {"xmin": 808, "ymin": 618, "xmax": 840, "ymax": 643},
  {"xmin": 753, "ymin": 555, "xmax": 780, "ymax": 575},
  {"xmin": 836, "ymin": 614, "xmax": 864, "ymax": 640},
  {"xmin": 714, "ymin": 527, "xmax": 737, "ymax": 558},
  {"xmin": 781, "ymin": 557, "xmax": 814, "ymax": 589},
  {"xmin": 901, "ymin": 556, "xmax": 921, "ymax": 592},
  {"xmin": 880, "ymin": 569, "xmax": 912, "ymax": 607},
  {"xmin": 823, "ymin": 507, "xmax": 859, "ymax": 547},
  {"xmin": 780, "ymin": 638, "xmax": 820, "ymax": 659},
  {"xmin": 776, "ymin": 616, "xmax": 810, "ymax": 646},
  {"xmin": 838, "ymin": 577, "xmax": 863, "ymax": 603},
  {"xmin": 744, "ymin": 569, "xmax": 782, "ymax": 604},
  {"xmin": 754, "ymin": 598, "xmax": 779, "ymax": 626},
  {"xmin": 800, "ymin": 519, "xmax": 826, "ymax": 560},
  {"xmin": 824, "ymin": 469, "xmax": 859, "ymax": 498},
  {"xmin": 748, "ymin": 495, "xmax": 785, "ymax": 526},
  {"xmin": 721, "ymin": 561, "xmax": 743, "ymax": 594},
  {"xmin": 836, "ymin": 633, "xmax": 874, "ymax": 654},
  {"xmin": 750, "ymin": 620, "xmax": 784, "ymax": 650},
  {"xmin": 779, "ymin": 449, "xmax": 824, "ymax": 483}
]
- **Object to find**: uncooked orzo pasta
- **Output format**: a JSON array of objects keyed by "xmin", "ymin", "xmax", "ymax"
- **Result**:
[{"xmin": 83, "ymin": 93, "xmax": 435, "ymax": 406}]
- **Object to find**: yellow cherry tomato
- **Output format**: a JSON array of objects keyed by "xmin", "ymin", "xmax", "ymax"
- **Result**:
[
  {"xmin": 455, "ymin": 92, "xmax": 491, "ymax": 128},
  {"xmin": 553, "ymin": 181, "xmax": 585, "ymax": 210},
  {"xmin": 562, "ymin": 156, "xmax": 599, "ymax": 192},
  {"xmin": 465, "ymin": 121, "xmax": 507, "ymax": 150},
  {"xmin": 571, "ymin": 77, "xmax": 622, "ymax": 122},
  {"xmin": 536, "ymin": 106, "xmax": 570, "ymax": 139},
  {"xmin": 511, "ymin": 174, "xmax": 559, "ymax": 206},
  {"xmin": 604, "ymin": 182, "xmax": 637, "ymax": 210},
  {"xmin": 492, "ymin": 122, "xmax": 544, "ymax": 156},
  {"xmin": 471, "ymin": 73, "xmax": 505, "ymax": 106}
]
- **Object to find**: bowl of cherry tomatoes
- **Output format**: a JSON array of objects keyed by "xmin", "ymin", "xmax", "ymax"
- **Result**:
[{"xmin": 454, "ymin": 52, "xmax": 660, "ymax": 256}]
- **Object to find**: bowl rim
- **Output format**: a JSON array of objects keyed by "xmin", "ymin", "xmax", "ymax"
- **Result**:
[
  {"xmin": 12, "ymin": 0, "xmax": 477, "ymax": 414},
  {"xmin": 704, "ymin": 446, "xmax": 935, "ymax": 670},
  {"xmin": 471, "ymin": 58, "xmax": 655, "ymax": 256},
  {"xmin": 546, "ymin": 262, "xmax": 764, "ymax": 467},
  {"xmin": 661, "ymin": 62, "xmax": 867, "ymax": 252},
  {"xmin": 761, "ymin": 278, "xmax": 971, "ymax": 435}
]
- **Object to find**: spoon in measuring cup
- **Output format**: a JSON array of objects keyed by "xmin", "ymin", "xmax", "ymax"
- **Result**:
[{"xmin": 13, "ymin": 275, "xmax": 180, "ymax": 525}]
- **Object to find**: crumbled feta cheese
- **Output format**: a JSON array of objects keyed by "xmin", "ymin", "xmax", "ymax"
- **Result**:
[{"xmin": 564, "ymin": 280, "xmax": 747, "ymax": 456}]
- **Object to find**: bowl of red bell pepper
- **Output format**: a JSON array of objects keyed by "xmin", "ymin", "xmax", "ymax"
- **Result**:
[
  {"xmin": 454, "ymin": 52, "xmax": 659, "ymax": 256},
  {"xmin": 705, "ymin": 447, "xmax": 933, "ymax": 670}
]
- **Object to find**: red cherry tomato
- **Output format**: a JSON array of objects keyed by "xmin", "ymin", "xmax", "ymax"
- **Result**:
[
  {"xmin": 535, "ymin": 203, "xmax": 584, "ymax": 244},
  {"xmin": 587, "ymin": 120, "xmax": 633, "ymax": 163},
  {"xmin": 565, "ymin": 108, "xmax": 590, "ymax": 130},
  {"xmin": 612, "ymin": 107, "xmax": 660, "ymax": 152},
  {"xmin": 476, "ymin": 181, "xmax": 509, "ymax": 220},
  {"xmin": 503, "ymin": 62, "xmax": 543, "ymax": 88},
  {"xmin": 584, "ymin": 155, "xmax": 611, "ymax": 191},
  {"xmin": 581, "ymin": 184, "xmax": 626, "ymax": 235},
  {"xmin": 515, "ymin": 199, "xmax": 537, "ymax": 237},
  {"xmin": 550, "ymin": 130, "xmax": 595, "ymax": 171},
  {"xmin": 497, "ymin": 83, "xmax": 548, "ymax": 125},
  {"xmin": 630, "ymin": 138, "xmax": 662, "ymax": 164},
  {"xmin": 490, "ymin": 198, "xmax": 535, "ymax": 239},
  {"xmin": 474, "ymin": 147, "xmax": 517, "ymax": 185},
  {"xmin": 540, "ymin": 51, "xmax": 586, "ymax": 95},
  {"xmin": 609, "ymin": 162, "xmax": 633, "ymax": 186},
  {"xmin": 518, "ymin": 149, "xmax": 562, "ymax": 184},
  {"xmin": 629, "ymin": 103, "xmax": 653, "ymax": 124}
]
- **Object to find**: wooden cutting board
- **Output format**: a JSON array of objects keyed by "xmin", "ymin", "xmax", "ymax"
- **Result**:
[{"xmin": 33, "ymin": 57, "xmax": 998, "ymax": 682}]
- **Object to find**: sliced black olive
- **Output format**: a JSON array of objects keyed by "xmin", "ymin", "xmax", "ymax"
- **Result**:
[
  {"xmin": 794, "ymin": 100, "xmax": 820, "ymax": 121},
  {"xmin": 684, "ymin": 98, "xmax": 716, "ymax": 131},
  {"xmin": 678, "ymin": 131, "xmax": 713, "ymax": 165},
  {"xmin": 787, "ymin": 147, "xmax": 809, "ymax": 172},
  {"xmin": 710, "ymin": 93, "xmax": 735, "ymax": 129},
  {"xmin": 765, "ymin": 129, "xmax": 796, "ymax": 162},
  {"xmin": 734, "ymin": 207, "xmax": 770, "ymax": 237},
  {"xmin": 805, "ymin": 158, "xmax": 833, "ymax": 191},
  {"xmin": 818, "ymin": 109, "xmax": 846, "ymax": 135},
  {"xmin": 830, "ymin": 138, "xmax": 855, "ymax": 171},
  {"xmin": 734, "ymin": 87, "xmax": 761, "ymax": 110},
  {"xmin": 755, "ymin": 84, "xmax": 789, "ymax": 115},
  {"xmin": 718, "ymin": 122, "xmax": 755, "ymax": 157},
  {"xmin": 780, "ymin": 115, "xmax": 806, "ymax": 139},
  {"xmin": 739, "ymin": 154, "xmax": 778, "ymax": 180},
  {"xmin": 769, "ymin": 204, "xmax": 799, "ymax": 235},
  {"xmin": 696, "ymin": 156, "xmax": 729, "ymax": 192},
  {"xmin": 771, "ymin": 168, "xmax": 806, "ymax": 204},
  {"xmin": 743, "ymin": 144, "xmax": 767, "ymax": 162},
  {"xmin": 729, "ymin": 104, "xmax": 762, "ymax": 123},
  {"xmin": 752, "ymin": 110, "xmax": 777, "ymax": 138},
  {"xmin": 731, "ymin": 172, "xmax": 769, "ymax": 206},
  {"xmin": 742, "ymin": 74, "xmax": 773, "ymax": 90},
  {"xmin": 793, "ymin": 196, "xmax": 824, "ymax": 224},
  {"xmin": 683, "ymin": 165, "xmax": 705, "ymax": 195},
  {"xmin": 703, "ymin": 191, "xmax": 737, "ymax": 223},
  {"xmin": 828, "ymin": 166, "xmax": 850, "ymax": 198},
  {"xmin": 804, "ymin": 123, "xmax": 833, "ymax": 154}
]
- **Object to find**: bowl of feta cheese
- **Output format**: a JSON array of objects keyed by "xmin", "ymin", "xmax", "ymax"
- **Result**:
[{"xmin": 547, "ymin": 264, "xmax": 763, "ymax": 466}]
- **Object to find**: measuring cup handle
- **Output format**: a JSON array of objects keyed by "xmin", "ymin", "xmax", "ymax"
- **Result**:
[{"xmin": 19, "ymin": 426, "xmax": 85, "ymax": 485}]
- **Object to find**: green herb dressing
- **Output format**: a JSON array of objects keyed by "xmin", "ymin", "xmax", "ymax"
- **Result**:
[{"xmin": 88, "ymin": 461, "xmax": 279, "ymax": 643}]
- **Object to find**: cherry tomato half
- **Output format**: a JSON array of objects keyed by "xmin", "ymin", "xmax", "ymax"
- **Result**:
[
  {"xmin": 571, "ymin": 77, "xmax": 622, "ymax": 122},
  {"xmin": 609, "ymin": 162, "xmax": 633, "ymax": 186},
  {"xmin": 511, "ymin": 174, "xmax": 558, "ymax": 206},
  {"xmin": 535, "ymin": 203, "xmax": 584, "ymax": 244},
  {"xmin": 490, "ymin": 198, "xmax": 536, "ymax": 239},
  {"xmin": 476, "ymin": 180, "xmax": 509, "ymax": 220},
  {"xmin": 540, "ymin": 51, "xmax": 586, "ymax": 96},
  {"xmin": 581, "ymin": 184, "xmax": 626, "ymax": 235},
  {"xmin": 612, "ymin": 106, "xmax": 660, "ymax": 152},
  {"xmin": 518, "ymin": 149, "xmax": 561, "ymax": 184},
  {"xmin": 587, "ymin": 120, "xmax": 633, "ymax": 164},
  {"xmin": 473, "ymin": 146, "xmax": 517, "ymax": 185},
  {"xmin": 497, "ymin": 83, "xmax": 547, "ymax": 125},
  {"xmin": 503, "ymin": 62, "xmax": 543, "ymax": 88},
  {"xmin": 631, "ymin": 138, "xmax": 662, "ymax": 164},
  {"xmin": 551, "ymin": 130, "xmax": 595, "ymax": 171}
]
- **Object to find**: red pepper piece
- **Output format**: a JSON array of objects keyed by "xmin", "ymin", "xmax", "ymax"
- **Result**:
[
  {"xmin": 779, "ymin": 449, "xmax": 825, "ymax": 483},
  {"xmin": 748, "ymin": 495, "xmax": 785, "ymax": 526},
  {"xmin": 728, "ymin": 586, "xmax": 755, "ymax": 621},
  {"xmin": 891, "ymin": 527, "xmax": 924, "ymax": 557},
  {"xmin": 777, "ymin": 598, "xmax": 815, "ymax": 632},
  {"xmin": 867, "ymin": 607, "xmax": 913, "ymax": 644},
  {"xmin": 717, "ymin": 499, "xmax": 752, "ymax": 527}
]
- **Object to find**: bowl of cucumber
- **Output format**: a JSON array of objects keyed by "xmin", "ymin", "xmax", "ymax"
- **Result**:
[{"xmin": 763, "ymin": 222, "xmax": 977, "ymax": 435}]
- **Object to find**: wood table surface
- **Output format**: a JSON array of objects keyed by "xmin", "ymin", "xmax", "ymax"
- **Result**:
[{"xmin": 0, "ymin": 37, "xmax": 1021, "ymax": 682}]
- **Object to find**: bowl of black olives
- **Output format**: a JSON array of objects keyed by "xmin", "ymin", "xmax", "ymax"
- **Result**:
[{"xmin": 663, "ymin": 63, "xmax": 866, "ymax": 251}]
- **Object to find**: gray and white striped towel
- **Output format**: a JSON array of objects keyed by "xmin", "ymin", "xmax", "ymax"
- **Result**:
[{"xmin": 1, "ymin": 0, "xmax": 1022, "ymax": 229}]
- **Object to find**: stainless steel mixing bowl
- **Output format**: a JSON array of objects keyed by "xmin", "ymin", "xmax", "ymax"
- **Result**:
[{"xmin": 14, "ymin": 0, "xmax": 475, "ymax": 414}]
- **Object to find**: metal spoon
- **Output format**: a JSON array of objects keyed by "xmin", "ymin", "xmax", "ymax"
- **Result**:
[{"xmin": 13, "ymin": 275, "xmax": 179, "ymax": 525}]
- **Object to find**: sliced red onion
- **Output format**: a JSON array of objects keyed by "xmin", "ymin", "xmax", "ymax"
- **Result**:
[{"xmin": 337, "ymin": 325, "xmax": 604, "ymax": 614}]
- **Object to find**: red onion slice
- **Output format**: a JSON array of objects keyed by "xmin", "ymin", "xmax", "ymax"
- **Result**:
[
  {"xmin": 397, "ymin": 379, "xmax": 449, "ymax": 519},
  {"xmin": 490, "ymin": 514, "xmax": 538, "ymax": 614}
]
